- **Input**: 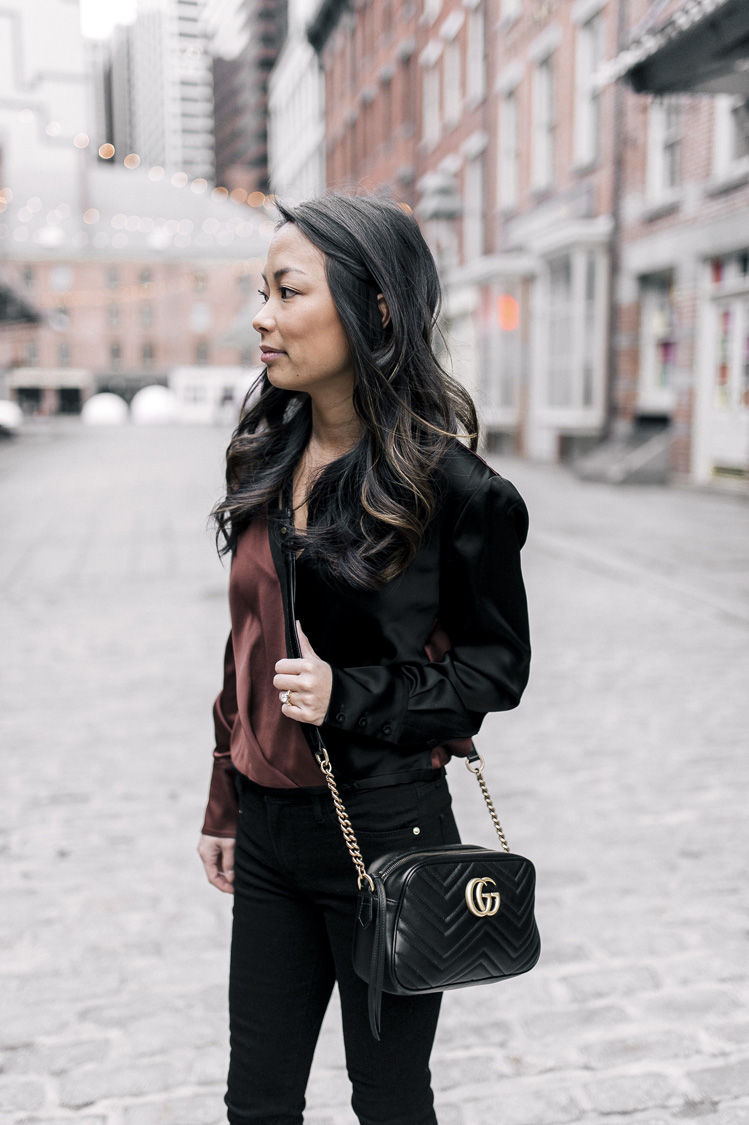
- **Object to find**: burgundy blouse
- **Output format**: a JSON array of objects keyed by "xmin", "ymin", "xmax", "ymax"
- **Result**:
[{"xmin": 201, "ymin": 518, "xmax": 472, "ymax": 839}]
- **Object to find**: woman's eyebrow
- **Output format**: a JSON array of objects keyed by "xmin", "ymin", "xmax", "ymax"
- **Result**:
[{"xmin": 260, "ymin": 267, "xmax": 308, "ymax": 283}]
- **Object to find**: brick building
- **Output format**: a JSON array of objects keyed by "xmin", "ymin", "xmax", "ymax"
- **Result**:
[
  {"xmin": 607, "ymin": 0, "xmax": 749, "ymax": 483},
  {"xmin": 311, "ymin": 0, "xmax": 620, "ymax": 463},
  {"xmin": 269, "ymin": 0, "xmax": 749, "ymax": 482}
]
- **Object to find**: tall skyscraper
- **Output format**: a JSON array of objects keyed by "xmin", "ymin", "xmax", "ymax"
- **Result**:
[{"xmin": 93, "ymin": 0, "xmax": 216, "ymax": 183}]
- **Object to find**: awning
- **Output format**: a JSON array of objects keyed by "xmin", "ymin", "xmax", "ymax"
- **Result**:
[
  {"xmin": 599, "ymin": 0, "xmax": 749, "ymax": 96},
  {"xmin": 0, "ymin": 283, "xmax": 40, "ymax": 327}
]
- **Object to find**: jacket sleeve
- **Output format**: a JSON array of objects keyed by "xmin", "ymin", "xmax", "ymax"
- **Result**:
[
  {"xmin": 200, "ymin": 633, "xmax": 240, "ymax": 838},
  {"xmin": 324, "ymin": 474, "xmax": 531, "ymax": 749}
]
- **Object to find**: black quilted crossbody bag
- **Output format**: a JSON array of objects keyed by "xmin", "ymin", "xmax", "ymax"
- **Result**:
[
  {"xmin": 285, "ymin": 543, "xmax": 541, "ymax": 1040},
  {"xmin": 316, "ymin": 735, "xmax": 541, "ymax": 1039}
]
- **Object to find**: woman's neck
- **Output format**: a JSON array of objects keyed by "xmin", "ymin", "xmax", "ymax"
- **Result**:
[{"xmin": 307, "ymin": 388, "xmax": 361, "ymax": 462}]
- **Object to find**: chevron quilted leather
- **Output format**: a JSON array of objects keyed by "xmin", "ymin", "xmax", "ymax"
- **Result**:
[{"xmin": 353, "ymin": 846, "xmax": 541, "ymax": 1000}]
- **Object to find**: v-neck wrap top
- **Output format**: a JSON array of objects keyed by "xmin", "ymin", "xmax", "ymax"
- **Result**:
[{"xmin": 201, "ymin": 441, "xmax": 531, "ymax": 838}]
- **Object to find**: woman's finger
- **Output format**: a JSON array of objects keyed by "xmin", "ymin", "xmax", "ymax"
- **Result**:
[{"xmin": 273, "ymin": 673, "xmax": 301, "ymax": 691}]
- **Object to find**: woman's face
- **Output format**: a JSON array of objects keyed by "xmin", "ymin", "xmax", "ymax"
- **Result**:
[{"xmin": 253, "ymin": 223, "xmax": 355, "ymax": 398}]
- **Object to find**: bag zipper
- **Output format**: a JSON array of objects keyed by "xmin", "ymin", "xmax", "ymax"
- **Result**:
[{"xmin": 377, "ymin": 846, "xmax": 490, "ymax": 880}]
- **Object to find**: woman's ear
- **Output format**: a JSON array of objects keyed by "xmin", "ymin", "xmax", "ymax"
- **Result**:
[{"xmin": 376, "ymin": 293, "xmax": 391, "ymax": 329}]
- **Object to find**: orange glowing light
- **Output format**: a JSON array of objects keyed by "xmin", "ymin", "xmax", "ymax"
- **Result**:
[
  {"xmin": 247, "ymin": 191, "xmax": 265, "ymax": 207},
  {"xmin": 230, "ymin": 188, "xmax": 248, "ymax": 204},
  {"xmin": 99, "ymin": 143, "xmax": 115, "ymax": 159},
  {"xmin": 124, "ymin": 153, "xmax": 141, "ymax": 168},
  {"xmin": 497, "ymin": 294, "xmax": 519, "ymax": 332}
]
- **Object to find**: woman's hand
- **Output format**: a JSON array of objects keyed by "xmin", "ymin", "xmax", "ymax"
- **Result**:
[
  {"xmin": 198, "ymin": 834, "xmax": 235, "ymax": 894},
  {"xmin": 273, "ymin": 622, "xmax": 333, "ymax": 727}
]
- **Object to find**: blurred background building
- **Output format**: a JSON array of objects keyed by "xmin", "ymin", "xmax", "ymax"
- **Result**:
[{"xmin": 0, "ymin": 0, "xmax": 747, "ymax": 484}]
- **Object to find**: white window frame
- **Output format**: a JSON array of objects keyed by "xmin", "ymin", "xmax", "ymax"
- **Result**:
[
  {"xmin": 463, "ymin": 153, "xmax": 484, "ymax": 264},
  {"xmin": 646, "ymin": 97, "xmax": 682, "ymax": 203},
  {"xmin": 465, "ymin": 5, "xmax": 485, "ymax": 105},
  {"xmin": 637, "ymin": 274, "xmax": 677, "ymax": 412},
  {"xmin": 532, "ymin": 54, "xmax": 555, "ymax": 191},
  {"xmin": 443, "ymin": 38, "xmax": 462, "ymax": 127},
  {"xmin": 422, "ymin": 63, "xmax": 441, "ymax": 146},
  {"xmin": 498, "ymin": 86, "xmax": 520, "ymax": 211},
  {"xmin": 574, "ymin": 11, "xmax": 604, "ymax": 168},
  {"xmin": 712, "ymin": 95, "xmax": 749, "ymax": 185},
  {"xmin": 535, "ymin": 246, "xmax": 608, "ymax": 423}
]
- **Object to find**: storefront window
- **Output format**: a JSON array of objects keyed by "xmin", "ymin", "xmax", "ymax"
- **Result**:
[{"xmin": 547, "ymin": 256, "xmax": 573, "ymax": 406}]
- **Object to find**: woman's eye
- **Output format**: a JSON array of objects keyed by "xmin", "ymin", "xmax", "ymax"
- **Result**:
[
  {"xmin": 257, "ymin": 289, "xmax": 269, "ymax": 303},
  {"xmin": 279, "ymin": 286, "xmax": 295, "ymax": 299}
]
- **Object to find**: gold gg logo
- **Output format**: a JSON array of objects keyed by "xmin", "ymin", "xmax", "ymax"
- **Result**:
[{"xmin": 465, "ymin": 877, "xmax": 501, "ymax": 917}]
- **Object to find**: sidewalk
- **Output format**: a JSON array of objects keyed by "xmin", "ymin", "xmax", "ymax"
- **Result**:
[{"xmin": 1, "ymin": 422, "xmax": 747, "ymax": 1125}]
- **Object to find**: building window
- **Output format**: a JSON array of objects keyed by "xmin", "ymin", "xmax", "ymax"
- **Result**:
[
  {"xmin": 59, "ymin": 341, "xmax": 71, "ymax": 368},
  {"xmin": 241, "ymin": 347, "xmax": 254, "ymax": 367},
  {"xmin": 544, "ymin": 249, "xmax": 606, "ymax": 412},
  {"xmin": 647, "ymin": 97, "xmax": 682, "ymax": 199},
  {"xmin": 108, "ymin": 304, "xmax": 119, "ymax": 328},
  {"xmin": 196, "ymin": 341, "xmax": 208, "ymax": 365},
  {"xmin": 547, "ymin": 256, "xmax": 573, "ymax": 406},
  {"xmin": 50, "ymin": 265, "xmax": 73, "ymax": 293},
  {"xmin": 143, "ymin": 343, "xmax": 154, "ymax": 370},
  {"xmin": 422, "ymin": 64, "xmax": 441, "ymax": 146},
  {"xmin": 638, "ymin": 274, "xmax": 676, "ymax": 409},
  {"xmin": 381, "ymin": 77, "xmax": 393, "ymax": 147},
  {"xmin": 110, "ymin": 342, "xmax": 121, "ymax": 371},
  {"xmin": 402, "ymin": 54, "xmax": 416, "ymax": 132},
  {"xmin": 713, "ymin": 96, "xmax": 749, "ymax": 181},
  {"xmin": 194, "ymin": 271, "xmax": 208, "ymax": 291},
  {"xmin": 424, "ymin": 0, "xmax": 442, "ymax": 25},
  {"xmin": 532, "ymin": 55, "xmax": 555, "ymax": 191},
  {"xmin": 141, "ymin": 303, "xmax": 153, "ymax": 328},
  {"xmin": 499, "ymin": 88, "xmax": 519, "ymax": 210},
  {"xmin": 463, "ymin": 154, "xmax": 484, "ymax": 263},
  {"xmin": 23, "ymin": 265, "xmax": 35, "ymax": 288},
  {"xmin": 575, "ymin": 12, "xmax": 604, "ymax": 168},
  {"xmin": 466, "ymin": 6, "xmax": 485, "ymax": 104},
  {"xmin": 238, "ymin": 272, "xmax": 252, "ymax": 295},
  {"xmin": 140, "ymin": 267, "xmax": 152, "ymax": 286},
  {"xmin": 107, "ymin": 266, "xmax": 119, "ymax": 291},
  {"xmin": 443, "ymin": 40, "xmax": 462, "ymax": 128},
  {"xmin": 26, "ymin": 340, "xmax": 37, "ymax": 366}
]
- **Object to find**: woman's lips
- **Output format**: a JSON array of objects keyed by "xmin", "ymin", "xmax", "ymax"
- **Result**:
[{"xmin": 261, "ymin": 348, "xmax": 286, "ymax": 362}]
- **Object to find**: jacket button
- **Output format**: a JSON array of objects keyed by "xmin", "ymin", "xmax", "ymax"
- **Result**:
[
  {"xmin": 357, "ymin": 717, "xmax": 368, "ymax": 728},
  {"xmin": 281, "ymin": 526, "xmax": 287, "ymax": 536},
  {"xmin": 427, "ymin": 738, "xmax": 438, "ymax": 748},
  {"xmin": 336, "ymin": 712, "xmax": 345, "ymax": 723},
  {"xmin": 382, "ymin": 724, "xmax": 392, "ymax": 736}
]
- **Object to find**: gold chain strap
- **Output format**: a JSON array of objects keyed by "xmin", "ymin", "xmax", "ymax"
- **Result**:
[
  {"xmin": 465, "ymin": 754, "xmax": 511, "ymax": 853},
  {"xmin": 316, "ymin": 747, "xmax": 375, "ymax": 892},
  {"xmin": 315, "ymin": 741, "xmax": 512, "ymax": 890}
]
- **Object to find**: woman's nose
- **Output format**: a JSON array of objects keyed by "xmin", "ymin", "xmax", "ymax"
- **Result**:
[{"xmin": 252, "ymin": 303, "xmax": 273, "ymax": 334}]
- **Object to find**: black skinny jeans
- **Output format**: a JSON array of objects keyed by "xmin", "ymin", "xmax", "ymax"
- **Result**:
[{"xmin": 227, "ymin": 770, "xmax": 461, "ymax": 1125}]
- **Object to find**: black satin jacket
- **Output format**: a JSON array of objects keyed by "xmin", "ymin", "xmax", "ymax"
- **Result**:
[{"xmin": 268, "ymin": 441, "xmax": 531, "ymax": 787}]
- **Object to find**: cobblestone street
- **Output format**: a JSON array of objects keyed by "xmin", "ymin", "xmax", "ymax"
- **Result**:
[{"xmin": 1, "ymin": 421, "xmax": 747, "ymax": 1125}]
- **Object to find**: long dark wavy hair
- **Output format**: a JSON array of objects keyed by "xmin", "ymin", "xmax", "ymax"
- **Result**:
[{"xmin": 212, "ymin": 193, "xmax": 478, "ymax": 589}]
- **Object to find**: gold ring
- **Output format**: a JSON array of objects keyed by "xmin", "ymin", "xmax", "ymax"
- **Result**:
[{"xmin": 280, "ymin": 689, "xmax": 292, "ymax": 706}]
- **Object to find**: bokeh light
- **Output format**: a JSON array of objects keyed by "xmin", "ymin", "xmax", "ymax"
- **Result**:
[
  {"xmin": 124, "ymin": 153, "xmax": 141, "ymax": 168},
  {"xmin": 99, "ymin": 143, "xmax": 115, "ymax": 159},
  {"xmin": 73, "ymin": 133, "xmax": 90, "ymax": 148}
]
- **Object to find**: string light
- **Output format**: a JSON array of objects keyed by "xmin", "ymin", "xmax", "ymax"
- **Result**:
[
  {"xmin": 171, "ymin": 172, "xmax": 188, "ymax": 187},
  {"xmin": 230, "ymin": 188, "xmax": 247, "ymax": 203},
  {"xmin": 45, "ymin": 121, "xmax": 62, "ymax": 137},
  {"xmin": 83, "ymin": 208, "xmax": 99, "ymax": 224},
  {"xmin": 73, "ymin": 133, "xmax": 90, "ymax": 149},
  {"xmin": 99, "ymin": 143, "xmax": 115, "ymax": 159},
  {"xmin": 148, "ymin": 166, "xmax": 165, "ymax": 182},
  {"xmin": 124, "ymin": 153, "xmax": 141, "ymax": 169},
  {"xmin": 247, "ymin": 191, "xmax": 265, "ymax": 207}
]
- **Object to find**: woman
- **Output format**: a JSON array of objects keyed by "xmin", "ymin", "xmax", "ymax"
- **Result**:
[{"xmin": 198, "ymin": 194, "xmax": 531, "ymax": 1125}]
